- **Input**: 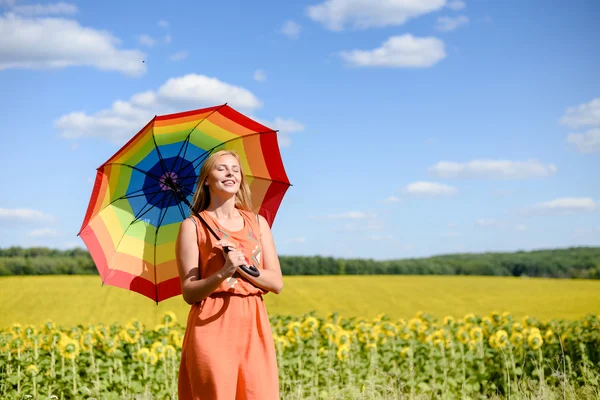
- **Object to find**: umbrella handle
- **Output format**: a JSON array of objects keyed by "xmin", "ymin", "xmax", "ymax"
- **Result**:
[{"xmin": 223, "ymin": 246, "xmax": 261, "ymax": 277}]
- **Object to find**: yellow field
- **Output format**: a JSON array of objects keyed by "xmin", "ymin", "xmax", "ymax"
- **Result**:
[{"xmin": 1, "ymin": 275, "xmax": 599, "ymax": 328}]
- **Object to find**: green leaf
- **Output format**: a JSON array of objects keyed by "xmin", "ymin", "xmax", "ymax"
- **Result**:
[{"xmin": 417, "ymin": 382, "xmax": 432, "ymax": 392}]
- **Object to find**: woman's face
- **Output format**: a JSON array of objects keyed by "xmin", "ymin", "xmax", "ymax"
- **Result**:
[{"xmin": 206, "ymin": 154, "xmax": 242, "ymax": 196}]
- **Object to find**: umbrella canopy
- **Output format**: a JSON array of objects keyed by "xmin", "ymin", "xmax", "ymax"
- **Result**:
[{"xmin": 78, "ymin": 104, "xmax": 291, "ymax": 303}]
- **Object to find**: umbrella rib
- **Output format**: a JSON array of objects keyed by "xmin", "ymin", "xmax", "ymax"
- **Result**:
[
  {"xmin": 151, "ymin": 133, "xmax": 172, "ymax": 188},
  {"xmin": 175, "ymin": 197, "xmax": 188, "ymax": 220},
  {"xmin": 172, "ymin": 104, "xmax": 225, "ymax": 178},
  {"xmin": 172, "ymin": 150, "xmax": 210, "ymax": 183},
  {"xmin": 87, "ymin": 187, "xmax": 165, "ymax": 227},
  {"xmin": 178, "ymin": 129, "xmax": 278, "ymax": 178},
  {"xmin": 153, "ymin": 190, "xmax": 173, "ymax": 303},
  {"xmin": 101, "ymin": 163, "xmax": 163, "ymax": 183},
  {"xmin": 102, "ymin": 187, "xmax": 169, "ymax": 285}
]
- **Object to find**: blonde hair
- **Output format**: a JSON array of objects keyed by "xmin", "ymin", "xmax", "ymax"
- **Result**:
[{"xmin": 190, "ymin": 150, "xmax": 253, "ymax": 214}]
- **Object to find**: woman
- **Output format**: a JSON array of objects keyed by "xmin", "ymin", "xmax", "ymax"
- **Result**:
[{"xmin": 176, "ymin": 149, "xmax": 283, "ymax": 400}]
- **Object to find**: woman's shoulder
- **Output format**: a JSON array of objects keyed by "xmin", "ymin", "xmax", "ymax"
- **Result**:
[
  {"xmin": 180, "ymin": 215, "xmax": 207, "ymax": 241},
  {"xmin": 238, "ymin": 208, "xmax": 261, "ymax": 223}
]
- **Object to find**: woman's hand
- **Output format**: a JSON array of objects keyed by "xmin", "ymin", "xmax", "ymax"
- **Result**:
[{"xmin": 215, "ymin": 239, "xmax": 246, "ymax": 278}]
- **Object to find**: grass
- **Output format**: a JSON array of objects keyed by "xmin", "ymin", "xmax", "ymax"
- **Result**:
[{"xmin": 1, "ymin": 275, "xmax": 599, "ymax": 328}]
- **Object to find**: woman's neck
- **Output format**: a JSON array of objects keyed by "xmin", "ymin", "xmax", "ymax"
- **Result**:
[{"xmin": 205, "ymin": 196, "xmax": 238, "ymax": 219}]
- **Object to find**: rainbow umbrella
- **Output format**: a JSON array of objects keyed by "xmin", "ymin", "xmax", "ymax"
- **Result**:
[{"xmin": 77, "ymin": 104, "xmax": 291, "ymax": 303}]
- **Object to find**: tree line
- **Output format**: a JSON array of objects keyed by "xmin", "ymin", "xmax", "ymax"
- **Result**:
[{"xmin": 0, "ymin": 246, "xmax": 599, "ymax": 279}]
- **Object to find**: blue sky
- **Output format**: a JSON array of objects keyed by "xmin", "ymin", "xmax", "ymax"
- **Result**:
[{"xmin": 0, "ymin": 0, "xmax": 599, "ymax": 260}]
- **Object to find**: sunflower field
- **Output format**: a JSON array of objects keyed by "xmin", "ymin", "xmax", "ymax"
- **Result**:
[{"xmin": 1, "ymin": 311, "xmax": 599, "ymax": 399}]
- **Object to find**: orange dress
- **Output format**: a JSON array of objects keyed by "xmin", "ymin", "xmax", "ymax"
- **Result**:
[{"xmin": 178, "ymin": 209, "xmax": 280, "ymax": 400}]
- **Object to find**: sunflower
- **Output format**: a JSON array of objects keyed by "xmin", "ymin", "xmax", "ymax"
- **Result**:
[
  {"xmin": 162, "ymin": 311, "xmax": 178, "ymax": 327},
  {"xmin": 511, "ymin": 322, "xmax": 523, "ymax": 333},
  {"xmin": 42, "ymin": 320, "xmax": 55, "ymax": 334},
  {"xmin": 136, "ymin": 348, "xmax": 151, "ymax": 363},
  {"xmin": 469, "ymin": 327, "xmax": 483, "ymax": 342},
  {"xmin": 10, "ymin": 323, "xmax": 22, "ymax": 337},
  {"xmin": 300, "ymin": 316, "xmax": 320, "ymax": 339},
  {"xmin": 544, "ymin": 329, "xmax": 557, "ymax": 344},
  {"xmin": 493, "ymin": 330, "xmax": 509, "ymax": 349},
  {"xmin": 381, "ymin": 322, "xmax": 398, "ymax": 338},
  {"xmin": 103, "ymin": 335, "xmax": 120, "ymax": 355},
  {"xmin": 400, "ymin": 347, "xmax": 412, "ymax": 358},
  {"xmin": 463, "ymin": 313, "xmax": 477, "ymax": 325},
  {"xmin": 336, "ymin": 344, "xmax": 350, "ymax": 361},
  {"xmin": 399, "ymin": 328, "xmax": 413, "ymax": 341},
  {"xmin": 0, "ymin": 333, "xmax": 12, "ymax": 352},
  {"xmin": 456, "ymin": 328, "xmax": 470, "ymax": 344},
  {"xmin": 490, "ymin": 311, "xmax": 503, "ymax": 325},
  {"xmin": 151, "ymin": 341, "xmax": 166, "ymax": 359},
  {"xmin": 510, "ymin": 331, "xmax": 524, "ymax": 347},
  {"xmin": 335, "ymin": 330, "xmax": 352, "ymax": 348},
  {"xmin": 9, "ymin": 337, "xmax": 25, "ymax": 354},
  {"xmin": 407, "ymin": 318, "xmax": 422, "ymax": 332},
  {"xmin": 164, "ymin": 345, "xmax": 177, "ymax": 359},
  {"xmin": 169, "ymin": 330, "xmax": 183, "ymax": 349},
  {"xmin": 320, "ymin": 322, "xmax": 338, "ymax": 343},
  {"xmin": 528, "ymin": 333, "xmax": 543, "ymax": 350},
  {"xmin": 121, "ymin": 323, "xmax": 141, "ymax": 344},
  {"xmin": 26, "ymin": 364, "xmax": 39, "ymax": 376},
  {"xmin": 58, "ymin": 337, "xmax": 80, "ymax": 360},
  {"xmin": 273, "ymin": 335, "xmax": 289, "ymax": 350}
]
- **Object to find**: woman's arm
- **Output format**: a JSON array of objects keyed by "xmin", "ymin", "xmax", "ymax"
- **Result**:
[
  {"xmin": 175, "ymin": 218, "xmax": 245, "ymax": 304},
  {"xmin": 236, "ymin": 214, "xmax": 284, "ymax": 294}
]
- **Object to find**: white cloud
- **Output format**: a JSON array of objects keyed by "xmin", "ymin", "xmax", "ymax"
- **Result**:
[
  {"xmin": 516, "ymin": 224, "xmax": 527, "ymax": 232},
  {"xmin": 0, "ymin": 13, "xmax": 146, "ymax": 76},
  {"xmin": 307, "ymin": 0, "xmax": 446, "ymax": 31},
  {"xmin": 168, "ymin": 51, "xmax": 189, "ymax": 61},
  {"xmin": 137, "ymin": 34, "xmax": 155, "ymax": 47},
  {"xmin": 253, "ymin": 69, "xmax": 266, "ymax": 82},
  {"xmin": 476, "ymin": 218, "xmax": 498, "ymax": 227},
  {"xmin": 56, "ymin": 74, "xmax": 263, "ymax": 144},
  {"xmin": 29, "ymin": 228, "xmax": 59, "ymax": 238},
  {"xmin": 0, "ymin": 208, "xmax": 55, "ymax": 223},
  {"xmin": 11, "ymin": 2, "xmax": 77, "ymax": 16},
  {"xmin": 254, "ymin": 116, "xmax": 305, "ymax": 147},
  {"xmin": 281, "ymin": 20, "xmax": 301, "ymax": 39},
  {"xmin": 404, "ymin": 181, "xmax": 458, "ymax": 196},
  {"xmin": 429, "ymin": 159, "xmax": 557, "ymax": 179},
  {"xmin": 447, "ymin": 0, "xmax": 466, "ymax": 10},
  {"xmin": 436, "ymin": 15, "xmax": 469, "ymax": 32},
  {"xmin": 383, "ymin": 195, "xmax": 402, "ymax": 203},
  {"xmin": 158, "ymin": 20, "xmax": 169, "ymax": 29},
  {"xmin": 524, "ymin": 197, "xmax": 598, "ymax": 215},
  {"xmin": 340, "ymin": 34, "xmax": 446, "ymax": 68},
  {"xmin": 560, "ymin": 98, "xmax": 600, "ymax": 128},
  {"xmin": 566, "ymin": 128, "xmax": 600, "ymax": 154}
]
